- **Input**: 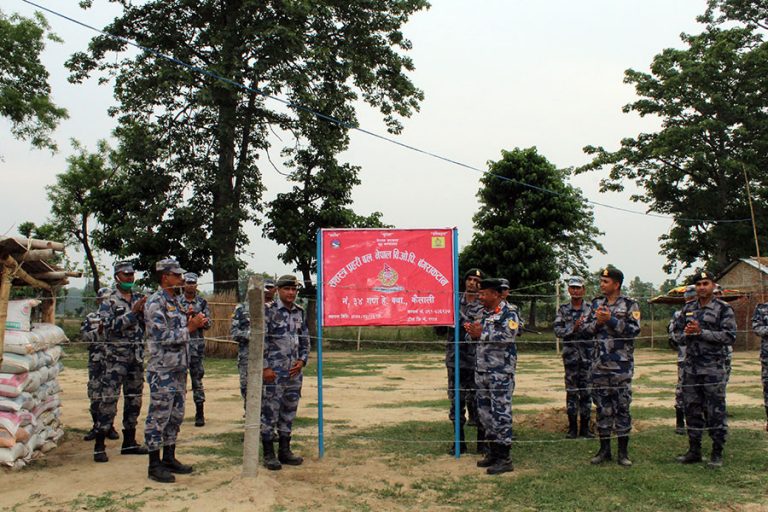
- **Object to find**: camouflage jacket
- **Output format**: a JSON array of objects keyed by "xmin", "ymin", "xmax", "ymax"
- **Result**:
[
  {"xmin": 475, "ymin": 301, "xmax": 519, "ymax": 374},
  {"xmin": 264, "ymin": 297, "xmax": 310, "ymax": 375},
  {"xmin": 231, "ymin": 303, "xmax": 250, "ymax": 347},
  {"xmin": 671, "ymin": 297, "xmax": 736, "ymax": 372},
  {"xmin": 144, "ymin": 289, "xmax": 190, "ymax": 372},
  {"xmin": 752, "ymin": 303, "xmax": 768, "ymax": 342},
  {"xmin": 81, "ymin": 311, "xmax": 106, "ymax": 360},
  {"xmin": 445, "ymin": 293, "xmax": 484, "ymax": 368},
  {"xmin": 179, "ymin": 293, "xmax": 211, "ymax": 341},
  {"xmin": 553, "ymin": 300, "xmax": 593, "ymax": 365},
  {"xmin": 668, "ymin": 310, "xmax": 687, "ymax": 362},
  {"xmin": 583, "ymin": 295, "xmax": 641, "ymax": 375},
  {"xmin": 98, "ymin": 288, "xmax": 145, "ymax": 362}
]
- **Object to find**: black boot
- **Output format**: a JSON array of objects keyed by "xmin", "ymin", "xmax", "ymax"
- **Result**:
[
  {"xmin": 617, "ymin": 435, "xmax": 632, "ymax": 467},
  {"xmin": 675, "ymin": 408, "xmax": 686, "ymax": 435},
  {"xmin": 590, "ymin": 437, "xmax": 612, "ymax": 465},
  {"xmin": 262, "ymin": 436, "xmax": 282, "ymax": 471},
  {"xmin": 477, "ymin": 441, "xmax": 497, "ymax": 468},
  {"xmin": 121, "ymin": 429, "xmax": 149, "ymax": 455},
  {"xmin": 579, "ymin": 414, "xmax": 594, "ymax": 438},
  {"xmin": 448, "ymin": 426, "xmax": 467, "ymax": 456},
  {"xmin": 148, "ymin": 449, "xmax": 175, "ymax": 483},
  {"xmin": 107, "ymin": 425, "xmax": 120, "ymax": 440},
  {"xmin": 707, "ymin": 441, "xmax": 724, "ymax": 469},
  {"xmin": 566, "ymin": 414, "xmax": 578, "ymax": 439},
  {"xmin": 83, "ymin": 428, "xmax": 97, "ymax": 441},
  {"xmin": 162, "ymin": 444, "xmax": 193, "ymax": 474},
  {"xmin": 486, "ymin": 443, "xmax": 514, "ymax": 475},
  {"xmin": 278, "ymin": 435, "xmax": 304, "ymax": 465},
  {"xmin": 476, "ymin": 426, "xmax": 488, "ymax": 455},
  {"xmin": 676, "ymin": 437, "xmax": 702, "ymax": 463},
  {"xmin": 194, "ymin": 402, "xmax": 205, "ymax": 427},
  {"xmin": 93, "ymin": 433, "xmax": 108, "ymax": 463}
]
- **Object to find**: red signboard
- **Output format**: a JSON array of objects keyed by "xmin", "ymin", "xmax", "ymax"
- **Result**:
[{"xmin": 320, "ymin": 229, "xmax": 456, "ymax": 327}]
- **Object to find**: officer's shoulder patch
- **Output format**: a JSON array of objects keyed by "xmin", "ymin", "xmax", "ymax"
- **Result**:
[
  {"xmin": 508, "ymin": 319, "xmax": 519, "ymax": 330},
  {"xmin": 631, "ymin": 310, "xmax": 641, "ymax": 320},
  {"xmin": 167, "ymin": 305, "xmax": 176, "ymax": 312}
]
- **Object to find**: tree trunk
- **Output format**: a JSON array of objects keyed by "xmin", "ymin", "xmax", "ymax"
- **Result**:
[
  {"xmin": 299, "ymin": 264, "xmax": 317, "ymax": 341},
  {"xmin": 79, "ymin": 216, "xmax": 101, "ymax": 293},
  {"xmin": 527, "ymin": 297, "xmax": 537, "ymax": 329}
]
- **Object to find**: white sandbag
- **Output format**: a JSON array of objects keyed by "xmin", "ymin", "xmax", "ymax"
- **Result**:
[
  {"xmin": 36, "ymin": 366, "xmax": 50, "ymax": 384},
  {"xmin": 33, "ymin": 396, "xmax": 60, "ymax": 418},
  {"xmin": 2, "ymin": 330, "xmax": 41, "ymax": 355},
  {"xmin": 0, "ymin": 427, "xmax": 15, "ymax": 448},
  {"xmin": 47, "ymin": 362, "xmax": 63, "ymax": 380},
  {"xmin": 5, "ymin": 300, "xmax": 40, "ymax": 331},
  {"xmin": 0, "ymin": 442, "xmax": 28, "ymax": 465},
  {"xmin": 0, "ymin": 352, "xmax": 36, "ymax": 374},
  {"xmin": 30, "ymin": 323, "xmax": 67, "ymax": 348},
  {"xmin": 44, "ymin": 346, "xmax": 62, "ymax": 365},
  {"xmin": 23, "ymin": 370, "xmax": 42, "ymax": 393},
  {"xmin": 0, "ymin": 372, "xmax": 29, "ymax": 398},
  {"xmin": 16, "ymin": 410, "xmax": 34, "ymax": 427},
  {"xmin": 0, "ymin": 393, "xmax": 34, "ymax": 413},
  {"xmin": 0, "ymin": 411, "xmax": 22, "ymax": 437}
]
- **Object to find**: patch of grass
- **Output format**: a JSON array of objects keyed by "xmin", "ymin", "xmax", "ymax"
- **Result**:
[
  {"xmin": 304, "ymin": 361, "xmax": 387, "ymax": 379},
  {"xmin": 67, "ymin": 488, "xmax": 151, "ymax": 512},
  {"xmin": 514, "ymin": 394, "xmax": 555, "ymax": 405},
  {"xmin": 374, "ymin": 399, "xmax": 449, "ymax": 409},
  {"xmin": 727, "ymin": 386, "xmax": 765, "ymax": 400},
  {"xmin": 402, "ymin": 364, "xmax": 441, "ymax": 371}
]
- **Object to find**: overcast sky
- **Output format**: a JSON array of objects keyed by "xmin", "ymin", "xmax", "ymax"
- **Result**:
[{"xmin": 1, "ymin": 0, "xmax": 710, "ymax": 291}]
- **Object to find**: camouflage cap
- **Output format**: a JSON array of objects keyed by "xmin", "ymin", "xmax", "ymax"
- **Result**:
[
  {"xmin": 600, "ymin": 266, "xmax": 624, "ymax": 284},
  {"xmin": 264, "ymin": 278, "xmax": 276, "ymax": 290},
  {"xmin": 499, "ymin": 278, "xmax": 510, "ymax": 290},
  {"xmin": 97, "ymin": 287, "xmax": 112, "ymax": 299},
  {"xmin": 276, "ymin": 274, "xmax": 300, "ymax": 288},
  {"xmin": 183, "ymin": 272, "xmax": 198, "ymax": 283},
  {"xmin": 567, "ymin": 276, "xmax": 584, "ymax": 287},
  {"xmin": 479, "ymin": 278, "xmax": 504, "ymax": 293},
  {"xmin": 464, "ymin": 268, "xmax": 484, "ymax": 281},
  {"xmin": 683, "ymin": 285, "xmax": 696, "ymax": 300},
  {"xmin": 156, "ymin": 258, "xmax": 185, "ymax": 275},
  {"xmin": 689, "ymin": 269, "xmax": 715, "ymax": 285},
  {"xmin": 113, "ymin": 260, "xmax": 135, "ymax": 274}
]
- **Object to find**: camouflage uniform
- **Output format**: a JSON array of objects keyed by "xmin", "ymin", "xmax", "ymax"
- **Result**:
[
  {"xmin": 553, "ymin": 301, "xmax": 593, "ymax": 421},
  {"xmin": 671, "ymin": 298, "xmax": 736, "ymax": 446},
  {"xmin": 143, "ymin": 289, "xmax": 190, "ymax": 452},
  {"xmin": 583, "ymin": 295, "xmax": 641, "ymax": 438},
  {"xmin": 261, "ymin": 296, "xmax": 310, "ymax": 441},
  {"xmin": 474, "ymin": 301, "xmax": 519, "ymax": 447},
  {"xmin": 668, "ymin": 310, "xmax": 687, "ymax": 412},
  {"xmin": 96, "ymin": 288, "xmax": 146, "ymax": 433},
  {"xmin": 446, "ymin": 293, "xmax": 484, "ymax": 427},
  {"xmin": 751, "ymin": 303, "xmax": 768, "ymax": 418},
  {"xmin": 179, "ymin": 294, "xmax": 211, "ymax": 405},
  {"xmin": 81, "ymin": 311, "xmax": 106, "ymax": 429},
  {"xmin": 231, "ymin": 303, "xmax": 251, "ymax": 401}
]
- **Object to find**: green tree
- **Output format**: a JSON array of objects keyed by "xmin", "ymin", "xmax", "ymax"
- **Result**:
[
  {"xmin": 579, "ymin": 25, "xmax": 768, "ymax": 274},
  {"xmin": 461, "ymin": 147, "xmax": 604, "ymax": 326},
  {"xmin": 702, "ymin": 0, "xmax": 768, "ymax": 29},
  {"xmin": 0, "ymin": 9, "xmax": 67, "ymax": 152},
  {"xmin": 67, "ymin": 1, "xmax": 428, "ymax": 293}
]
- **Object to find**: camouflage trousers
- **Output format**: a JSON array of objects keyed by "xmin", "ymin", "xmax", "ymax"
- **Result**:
[
  {"xmin": 675, "ymin": 360, "xmax": 685, "ymax": 410},
  {"xmin": 683, "ymin": 369, "xmax": 728, "ymax": 444},
  {"xmin": 95, "ymin": 357, "xmax": 143, "ymax": 433},
  {"xmin": 87, "ymin": 351, "xmax": 105, "ymax": 422},
  {"xmin": 238, "ymin": 342, "xmax": 248, "ymax": 401},
  {"xmin": 261, "ymin": 373, "xmax": 303, "ymax": 441},
  {"xmin": 475, "ymin": 371, "xmax": 514, "ymax": 446},
  {"xmin": 144, "ymin": 369, "xmax": 187, "ymax": 451},
  {"xmin": 563, "ymin": 361, "xmax": 591, "ymax": 418},
  {"xmin": 762, "ymin": 341, "xmax": 768, "ymax": 409},
  {"xmin": 725, "ymin": 348, "xmax": 733, "ymax": 385},
  {"xmin": 189, "ymin": 338, "xmax": 206, "ymax": 404},
  {"xmin": 447, "ymin": 366, "xmax": 477, "ymax": 426},
  {"xmin": 591, "ymin": 373, "xmax": 632, "ymax": 437}
]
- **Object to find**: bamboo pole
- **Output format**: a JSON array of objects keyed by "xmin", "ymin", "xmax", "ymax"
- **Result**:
[
  {"xmin": 0, "ymin": 236, "xmax": 65, "ymax": 252},
  {"xmin": 17, "ymin": 249, "xmax": 55, "ymax": 262},
  {"xmin": 743, "ymin": 164, "xmax": 764, "ymax": 298},
  {"xmin": 554, "ymin": 280, "xmax": 560, "ymax": 355},
  {"xmin": 242, "ymin": 275, "xmax": 265, "ymax": 478},
  {"xmin": 0, "ymin": 269, "xmax": 12, "ymax": 368},
  {"xmin": 2, "ymin": 255, "xmax": 52, "ymax": 291}
]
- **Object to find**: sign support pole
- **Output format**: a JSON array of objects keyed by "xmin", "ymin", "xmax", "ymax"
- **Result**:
[
  {"xmin": 452, "ymin": 228, "xmax": 461, "ymax": 459},
  {"xmin": 316, "ymin": 229, "xmax": 325, "ymax": 458}
]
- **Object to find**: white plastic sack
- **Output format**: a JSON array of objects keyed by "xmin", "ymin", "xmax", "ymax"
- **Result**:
[
  {"xmin": 0, "ymin": 442, "xmax": 28, "ymax": 465},
  {"xmin": 0, "ymin": 353, "xmax": 36, "ymax": 374},
  {"xmin": 0, "ymin": 372, "xmax": 29, "ymax": 398},
  {"xmin": 30, "ymin": 323, "xmax": 67, "ymax": 348},
  {"xmin": 2, "ymin": 330, "xmax": 41, "ymax": 355},
  {"xmin": 44, "ymin": 346, "xmax": 62, "ymax": 365},
  {"xmin": 23, "ymin": 371, "xmax": 42, "ymax": 393},
  {"xmin": 0, "ymin": 411, "xmax": 22, "ymax": 437},
  {"xmin": 5, "ymin": 300, "xmax": 40, "ymax": 331},
  {"xmin": 0, "ymin": 393, "xmax": 34, "ymax": 413}
]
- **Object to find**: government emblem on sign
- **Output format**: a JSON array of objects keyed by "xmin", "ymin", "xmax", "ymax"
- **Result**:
[{"xmin": 373, "ymin": 264, "xmax": 404, "ymax": 293}]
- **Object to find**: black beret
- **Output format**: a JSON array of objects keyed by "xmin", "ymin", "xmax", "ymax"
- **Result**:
[
  {"xmin": 688, "ymin": 270, "xmax": 715, "ymax": 285},
  {"xmin": 600, "ymin": 266, "xmax": 624, "ymax": 284},
  {"xmin": 479, "ymin": 278, "xmax": 504, "ymax": 292},
  {"xmin": 464, "ymin": 268, "xmax": 484, "ymax": 280}
]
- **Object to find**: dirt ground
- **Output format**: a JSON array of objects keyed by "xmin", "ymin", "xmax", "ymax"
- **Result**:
[{"xmin": 1, "ymin": 349, "xmax": 765, "ymax": 511}]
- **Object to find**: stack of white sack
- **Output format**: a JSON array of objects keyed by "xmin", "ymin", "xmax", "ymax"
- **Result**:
[{"xmin": 0, "ymin": 299, "xmax": 66, "ymax": 469}]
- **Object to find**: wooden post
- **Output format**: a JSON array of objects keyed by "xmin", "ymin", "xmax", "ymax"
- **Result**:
[
  {"xmin": 242, "ymin": 275, "xmax": 265, "ymax": 478},
  {"xmin": 0, "ymin": 269, "xmax": 12, "ymax": 367},
  {"xmin": 39, "ymin": 288, "xmax": 56, "ymax": 324},
  {"xmin": 554, "ymin": 280, "xmax": 560, "ymax": 355},
  {"xmin": 356, "ymin": 326, "xmax": 362, "ymax": 352}
]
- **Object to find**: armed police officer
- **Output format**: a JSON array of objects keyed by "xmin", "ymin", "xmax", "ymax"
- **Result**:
[
  {"xmin": 261, "ymin": 275, "xmax": 310, "ymax": 471},
  {"xmin": 144, "ymin": 259, "xmax": 208, "ymax": 483},
  {"xmin": 231, "ymin": 279, "xmax": 276, "ymax": 408},
  {"xmin": 179, "ymin": 273, "xmax": 211, "ymax": 427},
  {"xmin": 583, "ymin": 266, "xmax": 641, "ymax": 467},
  {"xmin": 553, "ymin": 276, "xmax": 594, "ymax": 439},
  {"xmin": 81, "ymin": 286, "xmax": 114, "ymax": 442},
  {"xmin": 93, "ymin": 261, "xmax": 148, "ymax": 462},
  {"xmin": 445, "ymin": 268, "xmax": 484, "ymax": 455},
  {"xmin": 467, "ymin": 278, "xmax": 519, "ymax": 475},
  {"xmin": 752, "ymin": 299, "xmax": 768, "ymax": 432},
  {"xmin": 668, "ymin": 285, "xmax": 697, "ymax": 435},
  {"xmin": 672, "ymin": 271, "xmax": 737, "ymax": 468}
]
